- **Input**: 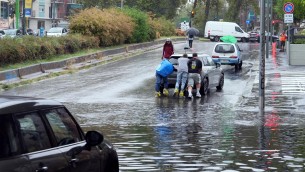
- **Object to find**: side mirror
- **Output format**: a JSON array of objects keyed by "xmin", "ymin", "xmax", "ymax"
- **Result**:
[{"xmin": 85, "ymin": 131, "xmax": 104, "ymax": 147}]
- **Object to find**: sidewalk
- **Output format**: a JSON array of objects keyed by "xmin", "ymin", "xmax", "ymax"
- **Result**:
[{"xmin": 240, "ymin": 47, "xmax": 305, "ymax": 114}]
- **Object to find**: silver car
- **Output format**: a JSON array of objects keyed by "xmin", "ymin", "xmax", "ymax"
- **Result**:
[{"xmin": 168, "ymin": 53, "xmax": 224, "ymax": 96}]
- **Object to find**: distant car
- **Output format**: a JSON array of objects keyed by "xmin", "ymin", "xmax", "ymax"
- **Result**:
[
  {"xmin": 47, "ymin": 27, "xmax": 68, "ymax": 37},
  {"xmin": 0, "ymin": 95, "xmax": 119, "ymax": 172},
  {"xmin": 211, "ymin": 43, "xmax": 243, "ymax": 70},
  {"xmin": 0, "ymin": 30, "xmax": 5, "ymax": 39},
  {"xmin": 26, "ymin": 28, "xmax": 38, "ymax": 36},
  {"xmin": 168, "ymin": 53, "xmax": 224, "ymax": 96},
  {"xmin": 300, "ymin": 20, "xmax": 305, "ymax": 28},
  {"xmin": 248, "ymin": 28, "xmax": 278, "ymax": 43},
  {"xmin": 3, "ymin": 29, "xmax": 22, "ymax": 38}
]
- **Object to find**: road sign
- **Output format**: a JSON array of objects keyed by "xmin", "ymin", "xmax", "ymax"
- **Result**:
[
  {"xmin": 284, "ymin": 14, "xmax": 293, "ymax": 24},
  {"xmin": 246, "ymin": 20, "xmax": 250, "ymax": 24},
  {"xmin": 283, "ymin": 2, "xmax": 294, "ymax": 14}
]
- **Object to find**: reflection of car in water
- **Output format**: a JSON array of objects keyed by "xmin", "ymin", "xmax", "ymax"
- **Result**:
[
  {"xmin": 0, "ymin": 95, "xmax": 119, "ymax": 172},
  {"xmin": 168, "ymin": 53, "xmax": 224, "ymax": 96}
]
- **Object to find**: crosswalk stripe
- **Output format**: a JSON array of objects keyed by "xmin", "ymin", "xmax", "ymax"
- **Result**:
[{"xmin": 281, "ymin": 74, "xmax": 305, "ymax": 95}]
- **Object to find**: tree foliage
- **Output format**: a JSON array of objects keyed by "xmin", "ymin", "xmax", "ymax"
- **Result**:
[
  {"xmin": 79, "ymin": 0, "xmax": 187, "ymax": 20},
  {"xmin": 274, "ymin": 0, "xmax": 305, "ymax": 22}
]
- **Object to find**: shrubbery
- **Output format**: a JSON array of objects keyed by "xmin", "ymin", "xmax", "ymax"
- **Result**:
[{"xmin": 0, "ymin": 34, "xmax": 99, "ymax": 65}]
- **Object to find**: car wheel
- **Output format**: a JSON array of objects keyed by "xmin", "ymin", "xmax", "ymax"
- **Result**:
[
  {"xmin": 214, "ymin": 36, "xmax": 220, "ymax": 42},
  {"xmin": 104, "ymin": 148, "xmax": 119, "ymax": 172},
  {"xmin": 200, "ymin": 77, "xmax": 209, "ymax": 95},
  {"xmin": 216, "ymin": 74, "xmax": 224, "ymax": 90},
  {"xmin": 239, "ymin": 60, "xmax": 243, "ymax": 69}
]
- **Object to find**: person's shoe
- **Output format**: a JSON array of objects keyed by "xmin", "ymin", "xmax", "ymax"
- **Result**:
[
  {"xmin": 188, "ymin": 94, "xmax": 193, "ymax": 99},
  {"xmin": 179, "ymin": 91, "xmax": 184, "ymax": 98},
  {"xmin": 173, "ymin": 88, "xmax": 179, "ymax": 97},
  {"xmin": 163, "ymin": 89, "xmax": 169, "ymax": 97},
  {"xmin": 155, "ymin": 91, "xmax": 161, "ymax": 97},
  {"xmin": 196, "ymin": 92, "xmax": 201, "ymax": 98}
]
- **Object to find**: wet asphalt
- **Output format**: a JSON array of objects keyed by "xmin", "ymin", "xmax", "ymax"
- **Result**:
[{"xmin": 1, "ymin": 41, "xmax": 305, "ymax": 171}]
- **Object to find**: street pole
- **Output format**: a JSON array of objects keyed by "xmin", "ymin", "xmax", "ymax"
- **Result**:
[
  {"xmin": 22, "ymin": 0, "xmax": 26, "ymax": 34},
  {"xmin": 259, "ymin": 0, "xmax": 266, "ymax": 117},
  {"xmin": 265, "ymin": 0, "xmax": 270, "ymax": 59},
  {"xmin": 121, "ymin": 0, "xmax": 123, "ymax": 9},
  {"xmin": 16, "ymin": 0, "xmax": 20, "ymax": 29}
]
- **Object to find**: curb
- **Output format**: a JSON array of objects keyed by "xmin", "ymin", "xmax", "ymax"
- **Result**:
[{"xmin": 0, "ymin": 38, "xmax": 187, "ymax": 85}]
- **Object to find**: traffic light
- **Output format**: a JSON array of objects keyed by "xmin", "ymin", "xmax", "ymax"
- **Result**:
[{"xmin": 191, "ymin": 10, "xmax": 195, "ymax": 18}]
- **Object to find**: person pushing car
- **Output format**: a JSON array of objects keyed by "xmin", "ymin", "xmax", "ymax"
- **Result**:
[{"xmin": 187, "ymin": 53, "xmax": 202, "ymax": 98}]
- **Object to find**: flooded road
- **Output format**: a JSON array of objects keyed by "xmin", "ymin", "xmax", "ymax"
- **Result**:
[{"xmin": 2, "ymin": 41, "xmax": 305, "ymax": 171}]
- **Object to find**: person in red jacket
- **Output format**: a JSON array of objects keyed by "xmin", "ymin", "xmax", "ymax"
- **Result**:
[{"xmin": 162, "ymin": 38, "xmax": 174, "ymax": 59}]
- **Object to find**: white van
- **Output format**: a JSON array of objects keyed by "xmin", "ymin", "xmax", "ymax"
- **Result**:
[{"xmin": 204, "ymin": 21, "xmax": 249, "ymax": 42}]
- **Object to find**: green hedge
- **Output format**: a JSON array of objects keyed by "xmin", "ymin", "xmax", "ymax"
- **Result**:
[{"xmin": 0, "ymin": 34, "xmax": 99, "ymax": 65}]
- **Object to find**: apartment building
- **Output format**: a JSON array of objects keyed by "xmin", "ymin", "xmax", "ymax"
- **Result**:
[{"xmin": 0, "ymin": 0, "xmax": 81, "ymax": 32}]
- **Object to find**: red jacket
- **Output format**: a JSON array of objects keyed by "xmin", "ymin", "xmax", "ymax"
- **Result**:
[{"xmin": 163, "ymin": 42, "xmax": 174, "ymax": 59}]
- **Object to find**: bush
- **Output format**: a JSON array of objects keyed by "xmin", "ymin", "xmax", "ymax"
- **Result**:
[
  {"xmin": 69, "ymin": 8, "xmax": 134, "ymax": 46},
  {"xmin": 122, "ymin": 7, "xmax": 152, "ymax": 43},
  {"xmin": 0, "ymin": 34, "xmax": 99, "ymax": 66}
]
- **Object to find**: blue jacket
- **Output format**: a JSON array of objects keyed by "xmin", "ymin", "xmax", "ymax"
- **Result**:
[{"xmin": 156, "ymin": 59, "xmax": 174, "ymax": 77}]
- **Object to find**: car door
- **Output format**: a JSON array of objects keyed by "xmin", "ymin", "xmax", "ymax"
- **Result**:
[
  {"xmin": 235, "ymin": 44, "xmax": 242, "ymax": 61},
  {"xmin": 14, "ymin": 112, "xmax": 70, "ymax": 172},
  {"xmin": 43, "ymin": 108, "xmax": 102, "ymax": 172},
  {"xmin": 199, "ymin": 56, "xmax": 215, "ymax": 85},
  {"xmin": 206, "ymin": 56, "xmax": 221, "ymax": 86},
  {"xmin": 0, "ymin": 115, "xmax": 32, "ymax": 172}
]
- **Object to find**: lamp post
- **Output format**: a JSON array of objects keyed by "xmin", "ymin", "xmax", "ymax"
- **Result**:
[{"xmin": 22, "ymin": 0, "xmax": 26, "ymax": 35}]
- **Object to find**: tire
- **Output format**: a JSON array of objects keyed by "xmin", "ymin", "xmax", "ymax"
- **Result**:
[
  {"xmin": 200, "ymin": 77, "xmax": 209, "ymax": 95},
  {"xmin": 104, "ymin": 149, "xmax": 119, "ymax": 172},
  {"xmin": 216, "ymin": 74, "xmax": 224, "ymax": 90},
  {"xmin": 214, "ymin": 36, "xmax": 220, "ymax": 42},
  {"xmin": 238, "ymin": 60, "xmax": 243, "ymax": 69}
]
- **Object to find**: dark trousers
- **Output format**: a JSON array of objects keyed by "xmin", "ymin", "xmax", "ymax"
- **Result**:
[{"xmin": 189, "ymin": 40, "xmax": 193, "ymax": 48}]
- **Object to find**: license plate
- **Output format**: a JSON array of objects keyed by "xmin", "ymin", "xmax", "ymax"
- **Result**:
[{"xmin": 221, "ymin": 59, "xmax": 229, "ymax": 63}]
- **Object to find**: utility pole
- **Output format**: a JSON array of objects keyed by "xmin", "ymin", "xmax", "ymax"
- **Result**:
[
  {"xmin": 259, "ymin": 0, "xmax": 266, "ymax": 117},
  {"xmin": 121, "ymin": 0, "xmax": 123, "ymax": 9},
  {"xmin": 22, "ymin": 0, "xmax": 26, "ymax": 34},
  {"xmin": 16, "ymin": 0, "xmax": 20, "ymax": 29},
  {"xmin": 265, "ymin": 0, "xmax": 270, "ymax": 59}
]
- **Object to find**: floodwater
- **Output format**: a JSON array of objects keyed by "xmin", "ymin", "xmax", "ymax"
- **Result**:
[{"xmin": 2, "ymin": 41, "xmax": 305, "ymax": 171}]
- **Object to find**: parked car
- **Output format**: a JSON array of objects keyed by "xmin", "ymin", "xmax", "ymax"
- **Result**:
[
  {"xmin": 168, "ymin": 53, "xmax": 224, "ymax": 96},
  {"xmin": 47, "ymin": 27, "xmax": 68, "ymax": 37},
  {"xmin": 3, "ymin": 29, "xmax": 22, "ymax": 38},
  {"xmin": 26, "ymin": 28, "xmax": 38, "ymax": 36},
  {"xmin": 211, "ymin": 43, "xmax": 243, "ymax": 70},
  {"xmin": 0, "ymin": 29, "xmax": 5, "ymax": 39},
  {"xmin": 0, "ymin": 95, "xmax": 119, "ymax": 172}
]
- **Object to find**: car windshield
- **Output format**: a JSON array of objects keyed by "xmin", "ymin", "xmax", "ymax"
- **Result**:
[
  {"xmin": 215, "ymin": 44, "xmax": 235, "ymax": 53},
  {"xmin": 48, "ymin": 28, "xmax": 62, "ymax": 33}
]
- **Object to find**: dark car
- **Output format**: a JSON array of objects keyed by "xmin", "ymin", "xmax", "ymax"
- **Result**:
[
  {"xmin": 0, "ymin": 95, "xmax": 119, "ymax": 172},
  {"xmin": 248, "ymin": 28, "xmax": 279, "ymax": 43},
  {"xmin": 167, "ymin": 53, "xmax": 224, "ymax": 96}
]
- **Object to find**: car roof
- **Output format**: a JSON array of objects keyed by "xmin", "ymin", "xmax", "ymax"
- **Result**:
[
  {"xmin": 214, "ymin": 42, "xmax": 236, "ymax": 46},
  {"xmin": 0, "ymin": 95, "xmax": 63, "ymax": 115},
  {"xmin": 171, "ymin": 53, "xmax": 210, "ymax": 58}
]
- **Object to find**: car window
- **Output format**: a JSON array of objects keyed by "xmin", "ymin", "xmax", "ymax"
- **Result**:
[
  {"xmin": 206, "ymin": 56, "xmax": 215, "ymax": 66},
  {"xmin": 16, "ymin": 112, "xmax": 51, "ymax": 153},
  {"xmin": 200, "ymin": 56, "xmax": 209, "ymax": 66},
  {"xmin": 235, "ymin": 26, "xmax": 243, "ymax": 33},
  {"xmin": 0, "ymin": 115, "xmax": 20, "ymax": 158},
  {"xmin": 45, "ymin": 108, "xmax": 82, "ymax": 146},
  {"xmin": 215, "ymin": 44, "xmax": 235, "ymax": 53}
]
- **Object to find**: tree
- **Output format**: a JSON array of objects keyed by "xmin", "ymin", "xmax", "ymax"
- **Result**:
[{"xmin": 274, "ymin": 0, "xmax": 305, "ymax": 23}]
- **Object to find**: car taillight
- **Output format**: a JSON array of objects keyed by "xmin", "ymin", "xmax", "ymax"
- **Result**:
[
  {"xmin": 212, "ymin": 56, "xmax": 219, "ymax": 58},
  {"xmin": 256, "ymin": 34, "xmax": 259, "ymax": 37},
  {"xmin": 230, "ymin": 56, "xmax": 237, "ymax": 58}
]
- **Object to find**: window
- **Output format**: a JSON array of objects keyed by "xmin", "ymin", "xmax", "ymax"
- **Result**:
[
  {"xmin": 0, "ymin": 1, "xmax": 8, "ymax": 19},
  {"xmin": 206, "ymin": 56, "xmax": 215, "ymax": 66},
  {"xmin": 0, "ymin": 115, "xmax": 20, "ymax": 158},
  {"xmin": 235, "ymin": 26, "xmax": 243, "ymax": 33},
  {"xmin": 37, "ymin": 20, "xmax": 45, "ymax": 29},
  {"xmin": 44, "ymin": 108, "xmax": 82, "ymax": 146},
  {"xmin": 16, "ymin": 113, "xmax": 51, "ymax": 153},
  {"xmin": 216, "ymin": 44, "xmax": 235, "ymax": 53},
  {"xmin": 39, "ymin": 5, "xmax": 45, "ymax": 17}
]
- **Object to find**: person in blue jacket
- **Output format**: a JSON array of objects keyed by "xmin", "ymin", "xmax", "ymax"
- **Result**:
[{"xmin": 155, "ymin": 58, "xmax": 174, "ymax": 97}]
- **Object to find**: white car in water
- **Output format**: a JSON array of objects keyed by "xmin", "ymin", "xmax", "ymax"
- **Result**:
[{"xmin": 47, "ymin": 27, "xmax": 68, "ymax": 37}]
